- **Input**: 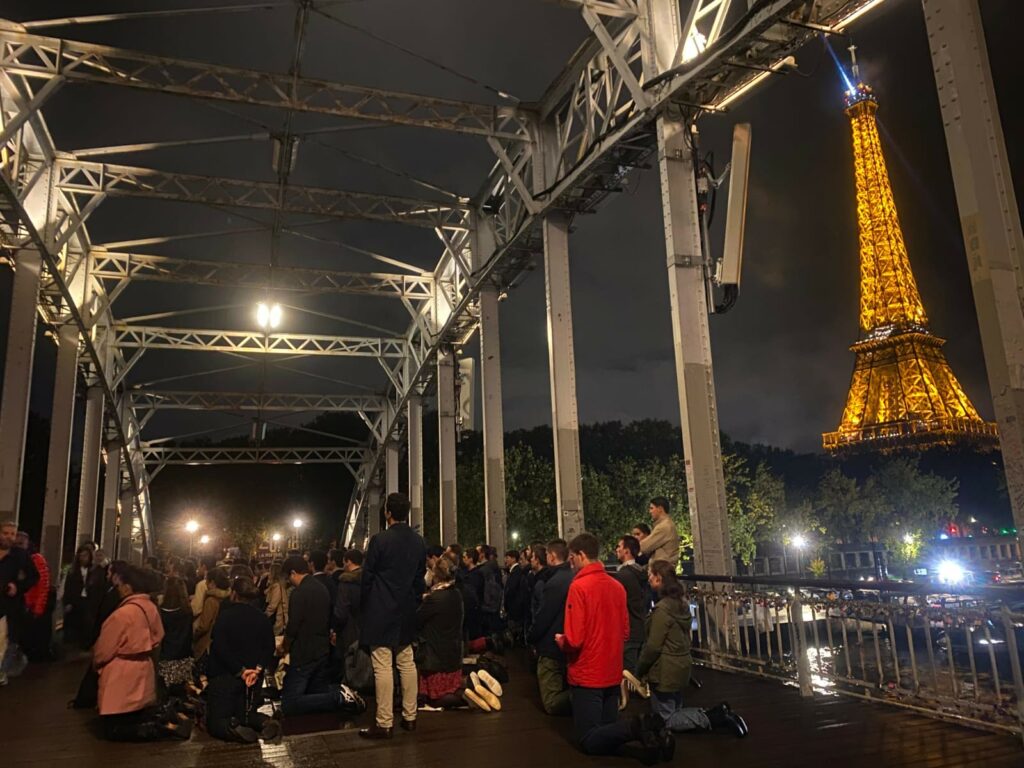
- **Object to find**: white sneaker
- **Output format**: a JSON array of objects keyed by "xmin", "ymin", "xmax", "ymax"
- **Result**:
[
  {"xmin": 622, "ymin": 670, "xmax": 650, "ymax": 699},
  {"xmin": 477, "ymin": 669, "xmax": 503, "ymax": 698}
]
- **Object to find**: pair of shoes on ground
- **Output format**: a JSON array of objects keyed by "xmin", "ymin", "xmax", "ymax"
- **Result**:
[
  {"xmin": 703, "ymin": 701, "xmax": 748, "ymax": 738},
  {"xmin": 228, "ymin": 719, "xmax": 282, "ymax": 744},
  {"xmin": 358, "ymin": 718, "xmax": 415, "ymax": 740},
  {"xmin": 463, "ymin": 669, "xmax": 503, "ymax": 712},
  {"xmin": 619, "ymin": 670, "xmax": 651, "ymax": 710}
]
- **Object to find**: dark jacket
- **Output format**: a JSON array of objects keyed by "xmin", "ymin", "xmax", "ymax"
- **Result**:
[
  {"xmin": 159, "ymin": 606, "xmax": 193, "ymax": 661},
  {"xmin": 359, "ymin": 522, "xmax": 426, "ymax": 648},
  {"xmin": 333, "ymin": 568, "xmax": 363, "ymax": 651},
  {"xmin": 503, "ymin": 563, "xmax": 529, "ymax": 623},
  {"xmin": 0, "ymin": 547, "xmax": 39, "ymax": 619},
  {"xmin": 313, "ymin": 572, "xmax": 338, "ymax": 626},
  {"xmin": 454, "ymin": 567, "xmax": 481, "ymax": 640},
  {"xmin": 285, "ymin": 575, "xmax": 331, "ymax": 668},
  {"xmin": 637, "ymin": 595, "xmax": 693, "ymax": 693},
  {"xmin": 477, "ymin": 559, "xmax": 502, "ymax": 615},
  {"xmin": 614, "ymin": 563, "xmax": 647, "ymax": 645},
  {"xmin": 415, "ymin": 584, "xmax": 464, "ymax": 673},
  {"xmin": 209, "ymin": 600, "xmax": 276, "ymax": 679},
  {"xmin": 527, "ymin": 562, "xmax": 572, "ymax": 661}
]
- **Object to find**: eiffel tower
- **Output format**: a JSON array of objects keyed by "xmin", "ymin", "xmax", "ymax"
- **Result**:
[{"xmin": 822, "ymin": 70, "xmax": 998, "ymax": 454}]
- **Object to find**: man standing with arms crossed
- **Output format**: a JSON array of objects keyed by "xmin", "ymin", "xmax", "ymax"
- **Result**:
[{"xmin": 359, "ymin": 493, "xmax": 426, "ymax": 740}]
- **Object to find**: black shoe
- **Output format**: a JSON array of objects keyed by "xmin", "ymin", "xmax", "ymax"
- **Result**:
[
  {"xmin": 400, "ymin": 718, "xmax": 416, "ymax": 732},
  {"xmin": 229, "ymin": 724, "xmax": 260, "ymax": 743},
  {"xmin": 659, "ymin": 729, "xmax": 676, "ymax": 762},
  {"xmin": 260, "ymin": 719, "xmax": 283, "ymax": 744},
  {"xmin": 705, "ymin": 703, "xmax": 748, "ymax": 737},
  {"xmin": 359, "ymin": 724, "xmax": 393, "ymax": 740}
]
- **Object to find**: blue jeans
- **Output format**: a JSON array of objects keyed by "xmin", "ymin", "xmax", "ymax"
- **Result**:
[
  {"xmin": 651, "ymin": 690, "xmax": 710, "ymax": 732},
  {"xmin": 281, "ymin": 655, "xmax": 337, "ymax": 716},
  {"xmin": 569, "ymin": 685, "xmax": 635, "ymax": 755}
]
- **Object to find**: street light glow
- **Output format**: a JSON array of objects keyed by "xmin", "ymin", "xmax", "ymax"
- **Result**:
[
  {"xmin": 511, "ymin": 531, "xmax": 520, "ymax": 542},
  {"xmin": 185, "ymin": 520, "xmax": 199, "ymax": 534},
  {"xmin": 903, "ymin": 533, "xmax": 915, "ymax": 545},
  {"xmin": 292, "ymin": 518, "xmax": 304, "ymax": 530},
  {"xmin": 199, "ymin": 534, "xmax": 210, "ymax": 545},
  {"xmin": 791, "ymin": 534, "xmax": 808, "ymax": 549},
  {"xmin": 272, "ymin": 532, "xmax": 282, "ymax": 542},
  {"xmin": 256, "ymin": 301, "xmax": 282, "ymax": 330}
]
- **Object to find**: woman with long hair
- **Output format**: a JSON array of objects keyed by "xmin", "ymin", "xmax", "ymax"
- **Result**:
[
  {"xmin": 415, "ymin": 557, "xmax": 464, "ymax": 709},
  {"xmin": 264, "ymin": 561, "xmax": 289, "ymax": 636},
  {"xmin": 63, "ymin": 545, "xmax": 104, "ymax": 649},
  {"xmin": 638, "ymin": 562, "xmax": 748, "ymax": 737},
  {"xmin": 158, "ymin": 576, "xmax": 194, "ymax": 696}
]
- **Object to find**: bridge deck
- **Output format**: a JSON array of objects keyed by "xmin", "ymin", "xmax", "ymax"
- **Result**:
[{"xmin": 5, "ymin": 652, "xmax": 1021, "ymax": 768}]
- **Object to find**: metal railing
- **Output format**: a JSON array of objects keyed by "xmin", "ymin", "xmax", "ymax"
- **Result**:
[{"xmin": 682, "ymin": 574, "xmax": 1024, "ymax": 742}]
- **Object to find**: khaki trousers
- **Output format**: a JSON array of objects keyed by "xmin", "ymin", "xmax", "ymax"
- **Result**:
[{"xmin": 370, "ymin": 644, "xmax": 417, "ymax": 728}]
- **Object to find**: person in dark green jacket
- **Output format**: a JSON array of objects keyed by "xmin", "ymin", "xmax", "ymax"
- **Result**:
[{"xmin": 638, "ymin": 562, "xmax": 749, "ymax": 737}]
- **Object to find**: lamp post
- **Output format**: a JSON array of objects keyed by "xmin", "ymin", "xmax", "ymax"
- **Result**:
[
  {"xmin": 292, "ymin": 517, "xmax": 303, "ymax": 551},
  {"xmin": 791, "ymin": 534, "xmax": 808, "ymax": 577},
  {"xmin": 185, "ymin": 519, "xmax": 199, "ymax": 556},
  {"xmin": 272, "ymin": 532, "xmax": 282, "ymax": 553},
  {"xmin": 199, "ymin": 534, "xmax": 210, "ymax": 548}
]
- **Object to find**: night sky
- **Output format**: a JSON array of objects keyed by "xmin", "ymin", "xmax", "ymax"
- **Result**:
[{"xmin": 2, "ymin": 0, "xmax": 1022, "ymax": 463}]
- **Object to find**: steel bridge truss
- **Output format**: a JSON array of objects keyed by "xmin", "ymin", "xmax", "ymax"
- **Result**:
[{"xmin": 0, "ymin": 0, "xmax": 893, "ymax": 562}]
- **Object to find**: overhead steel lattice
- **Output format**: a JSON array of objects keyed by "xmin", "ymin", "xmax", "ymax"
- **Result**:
[{"xmin": 0, "ymin": 0, "xmax": 887, "ymax": 555}]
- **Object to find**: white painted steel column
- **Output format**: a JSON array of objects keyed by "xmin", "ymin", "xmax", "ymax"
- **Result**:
[
  {"xmin": 385, "ymin": 442, "xmax": 400, "ymax": 496},
  {"xmin": 367, "ymin": 484, "xmax": 382, "ymax": 537},
  {"xmin": 76, "ymin": 386, "xmax": 104, "ymax": 546},
  {"xmin": 408, "ymin": 394, "xmax": 424, "ymax": 532},
  {"xmin": 656, "ymin": 116, "xmax": 733, "ymax": 575},
  {"xmin": 923, "ymin": 0, "xmax": 1024, "ymax": 551},
  {"xmin": 40, "ymin": 324, "xmax": 80, "ymax": 571},
  {"xmin": 437, "ymin": 348, "xmax": 458, "ymax": 544},
  {"xmin": 0, "ymin": 249, "xmax": 43, "ymax": 522},
  {"xmin": 474, "ymin": 216, "xmax": 508, "ymax": 554},
  {"xmin": 100, "ymin": 439, "xmax": 121, "ymax": 554},
  {"xmin": 119, "ymin": 488, "xmax": 135, "ymax": 563},
  {"xmin": 542, "ymin": 214, "xmax": 584, "ymax": 541}
]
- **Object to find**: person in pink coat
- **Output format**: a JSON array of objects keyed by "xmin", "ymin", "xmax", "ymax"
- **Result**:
[{"xmin": 92, "ymin": 565, "xmax": 191, "ymax": 741}]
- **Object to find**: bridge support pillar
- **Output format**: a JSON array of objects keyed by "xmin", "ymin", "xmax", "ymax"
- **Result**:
[
  {"xmin": 408, "ymin": 394, "xmax": 424, "ymax": 533},
  {"xmin": 474, "ymin": 213, "xmax": 509, "ymax": 555},
  {"xmin": 437, "ymin": 348, "xmax": 458, "ymax": 544},
  {"xmin": 100, "ymin": 439, "xmax": 121, "ymax": 554},
  {"xmin": 41, "ymin": 324, "xmax": 80, "ymax": 571},
  {"xmin": 76, "ymin": 386, "xmax": 104, "ymax": 546},
  {"xmin": 367, "ymin": 483, "xmax": 382, "ymax": 537},
  {"xmin": 0, "ymin": 249, "xmax": 43, "ymax": 523},
  {"xmin": 923, "ymin": 0, "xmax": 1024, "ymax": 553},
  {"xmin": 656, "ymin": 116, "xmax": 732, "ymax": 575},
  {"xmin": 542, "ymin": 213, "xmax": 584, "ymax": 541},
  {"xmin": 385, "ymin": 441, "xmax": 399, "ymax": 497},
  {"xmin": 118, "ymin": 488, "xmax": 136, "ymax": 564}
]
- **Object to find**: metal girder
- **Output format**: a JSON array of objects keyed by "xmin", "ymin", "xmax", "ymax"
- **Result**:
[
  {"xmin": 130, "ymin": 389, "xmax": 386, "ymax": 413},
  {"xmin": 113, "ymin": 325, "xmax": 408, "ymax": 358},
  {"xmin": 0, "ymin": 28, "xmax": 533, "ymax": 141},
  {"xmin": 142, "ymin": 445, "xmax": 369, "ymax": 470},
  {"xmin": 88, "ymin": 249, "xmax": 435, "ymax": 299},
  {"xmin": 52, "ymin": 158, "xmax": 471, "ymax": 230},
  {"xmin": 342, "ymin": 0, "xmax": 883, "ymax": 533},
  {"xmin": 550, "ymin": 1, "xmax": 640, "ymax": 19}
]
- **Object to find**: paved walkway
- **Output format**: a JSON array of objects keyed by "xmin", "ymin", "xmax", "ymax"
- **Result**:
[{"xmin": 4, "ymin": 651, "xmax": 1021, "ymax": 767}]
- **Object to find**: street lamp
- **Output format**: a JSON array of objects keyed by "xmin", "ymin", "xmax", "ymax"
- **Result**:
[
  {"xmin": 199, "ymin": 534, "xmax": 210, "ymax": 546},
  {"xmin": 511, "ymin": 531, "xmax": 520, "ymax": 543},
  {"xmin": 791, "ymin": 534, "xmax": 808, "ymax": 576},
  {"xmin": 185, "ymin": 519, "xmax": 199, "ymax": 556},
  {"xmin": 256, "ymin": 301, "xmax": 282, "ymax": 331},
  {"xmin": 291, "ymin": 518, "xmax": 304, "ymax": 550}
]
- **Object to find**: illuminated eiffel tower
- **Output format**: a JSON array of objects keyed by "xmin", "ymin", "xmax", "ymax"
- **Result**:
[{"xmin": 822, "ymin": 65, "xmax": 998, "ymax": 454}]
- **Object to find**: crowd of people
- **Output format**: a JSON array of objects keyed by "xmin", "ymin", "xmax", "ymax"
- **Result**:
[{"xmin": 0, "ymin": 493, "xmax": 747, "ymax": 764}]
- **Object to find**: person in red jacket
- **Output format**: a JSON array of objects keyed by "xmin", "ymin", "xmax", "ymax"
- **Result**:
[
  {"xmin": 15, "ymin": 531, "xmax": 52, "ymax": 662},
  {"xmin": 556, "ymin": 533, "xmax": 673, "ymax": 765}
]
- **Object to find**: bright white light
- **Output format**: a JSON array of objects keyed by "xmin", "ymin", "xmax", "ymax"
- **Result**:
[
  {"xmin": 199, "ymin": 534, "xmax": 210, "ymax": 545},
  {"xmin": 292, "ymin": 518, "xmax": 304, "ymax": 530},
  {"xmin": 511, "ymin": 531, "xmax": 520, "ymax": 542},
  {"xmin": 256, "ymin": 302, "xmax": 282, "ymax": 330},
  {"xmin": 903, "ymin": 533, "xmax": 915, "ymax": 545},
  {"xmin": 969, "ymin": 517, "xmax": 978, "ymax": 524},
  {"xmin": 271, "ymin": 532, "xmax": 282, "ymax": 542},
  {"xmin": 185, "ymin": 520, "xmax": 199, "ymax": 534},
  {"xmin": 682, "ymin": 30, "xmax": 707, "ymax": 63},
  {"xmin": 939, "ymin": 533, "xmax": 950, "ymax": 540},
  {"xmin": 937, "ymin": 560, "xmax": 966, "ymax": 585},
  {"xmin": 791, "ymin": 534, "xmax": 807, "ymax": 549}
]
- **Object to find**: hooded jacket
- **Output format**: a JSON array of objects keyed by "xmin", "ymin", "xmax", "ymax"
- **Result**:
[
  {"xmin": 192, "ymin": 585, "xmax": 230, "ymax": 657},
  {"xmin": 93, "ymin": 593, "xmax": 164, "ymax": 715},
  {"xmin": 636, "ymin": 595, "xmax": 693, "ymax": 693}
]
